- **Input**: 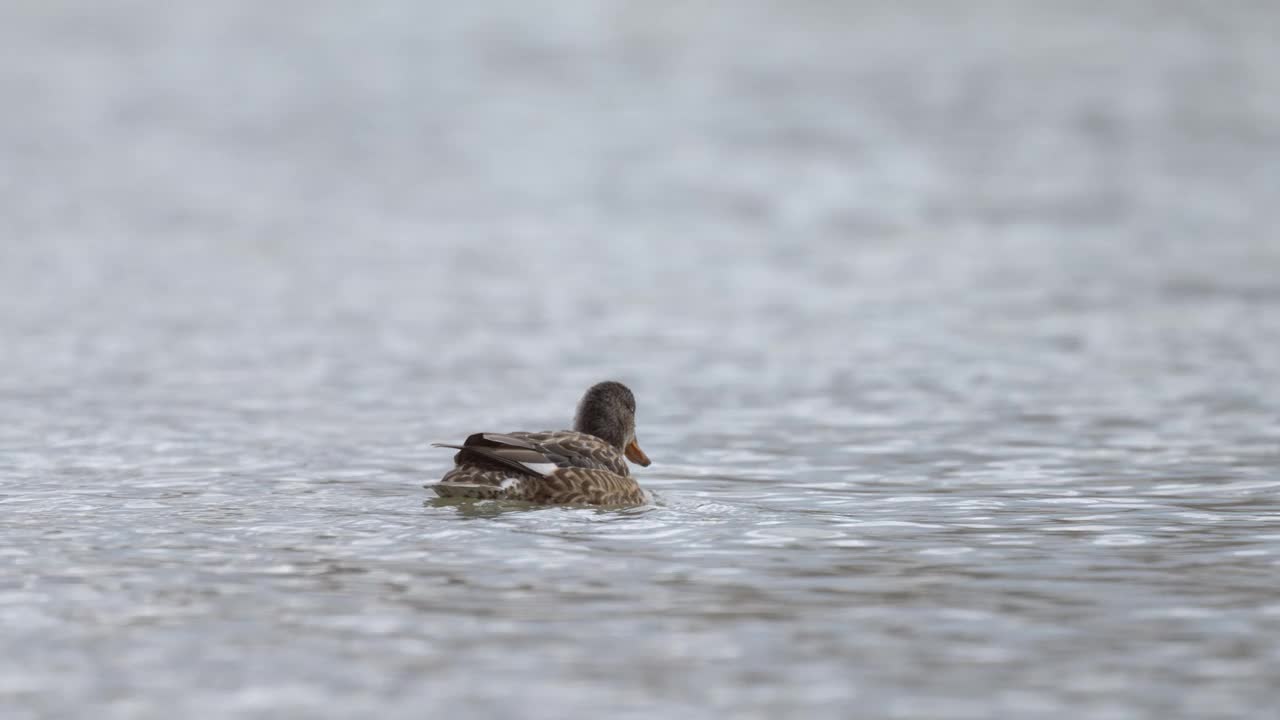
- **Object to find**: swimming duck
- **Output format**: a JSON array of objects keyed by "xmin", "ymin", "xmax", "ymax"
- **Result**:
[{"xmin": 428, "ymin": 381, "xmax": 651, "ymax": 506}]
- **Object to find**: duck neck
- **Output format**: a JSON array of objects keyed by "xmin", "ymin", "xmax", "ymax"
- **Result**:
[{"xmin": 574, "ymin": 415, "xmax": 627, "ymax": 450}]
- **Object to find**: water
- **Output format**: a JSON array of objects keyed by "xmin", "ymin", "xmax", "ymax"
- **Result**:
[{"xmin": 3, "ymin": 2, "xmax": 1279, "ymax": 718}]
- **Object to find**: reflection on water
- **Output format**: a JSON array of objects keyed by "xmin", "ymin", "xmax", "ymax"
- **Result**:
[{"xmin": 2, "ymin": 1, "xmax": 1279, "ymax": 718}]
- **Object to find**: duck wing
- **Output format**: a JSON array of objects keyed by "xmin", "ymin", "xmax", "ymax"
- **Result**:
[
  {"xmin": 433, "ymin": 431, "xmax": 628, "ymax": 478},
  {"xmin": 519, "ymin": 431, "xmax": 630, "ymax": 476}
]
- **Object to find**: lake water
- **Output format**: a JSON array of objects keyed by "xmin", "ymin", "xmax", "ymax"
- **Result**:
[{"xmin": 2, "ymin": 2, "xmax": 1278, "ymax": 718}]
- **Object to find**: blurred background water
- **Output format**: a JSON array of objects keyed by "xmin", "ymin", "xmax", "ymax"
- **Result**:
[{"xmin": 2, "ymin": 1, "xmax": 1279, "ymax": 718}]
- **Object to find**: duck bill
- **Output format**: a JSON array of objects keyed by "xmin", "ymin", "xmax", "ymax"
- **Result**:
[{"xmin": 625, "ymin": 439, "xmax": 651, "ymax": 467}]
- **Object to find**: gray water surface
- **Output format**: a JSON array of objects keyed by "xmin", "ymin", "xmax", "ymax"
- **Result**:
[{"xmin": 3, "ymin": 2, "xmax": 1279, "ymax": 718}]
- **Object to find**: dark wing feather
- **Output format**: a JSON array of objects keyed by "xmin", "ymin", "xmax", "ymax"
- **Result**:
[
  {"xmin": 434, "ymin": 430, "xmax": 629, "ymax": 476},
  {"xmin": 430, "ymin": 442, "xmax": 545, "ymax": 477},
  {"xmin": 459, "ymin": 433, "xmax": 539, "ymax": 450},
  {"xmin": 432, "ymin": 431, "xmax": 579, "ymax": 477}
]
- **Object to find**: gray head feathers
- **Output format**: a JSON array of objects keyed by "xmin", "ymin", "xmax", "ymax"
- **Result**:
[{"xmin": 573, "ymin": 381, "xmax": 637, "ymax": 450}]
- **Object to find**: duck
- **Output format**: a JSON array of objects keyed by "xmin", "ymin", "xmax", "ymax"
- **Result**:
[{"xmin": 428, "ymin": 381, "xmax": 652, "ymax": 506}]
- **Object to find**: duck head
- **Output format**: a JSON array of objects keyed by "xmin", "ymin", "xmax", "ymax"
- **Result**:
[{"xmin": 574, "ymin": 381, "xmax": 651, "ymax": 466}]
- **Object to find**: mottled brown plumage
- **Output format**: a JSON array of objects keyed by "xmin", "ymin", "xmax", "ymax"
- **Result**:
[{"xmin": 428, "ymin": 382, "xmax": 652, "ymax": 507}]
